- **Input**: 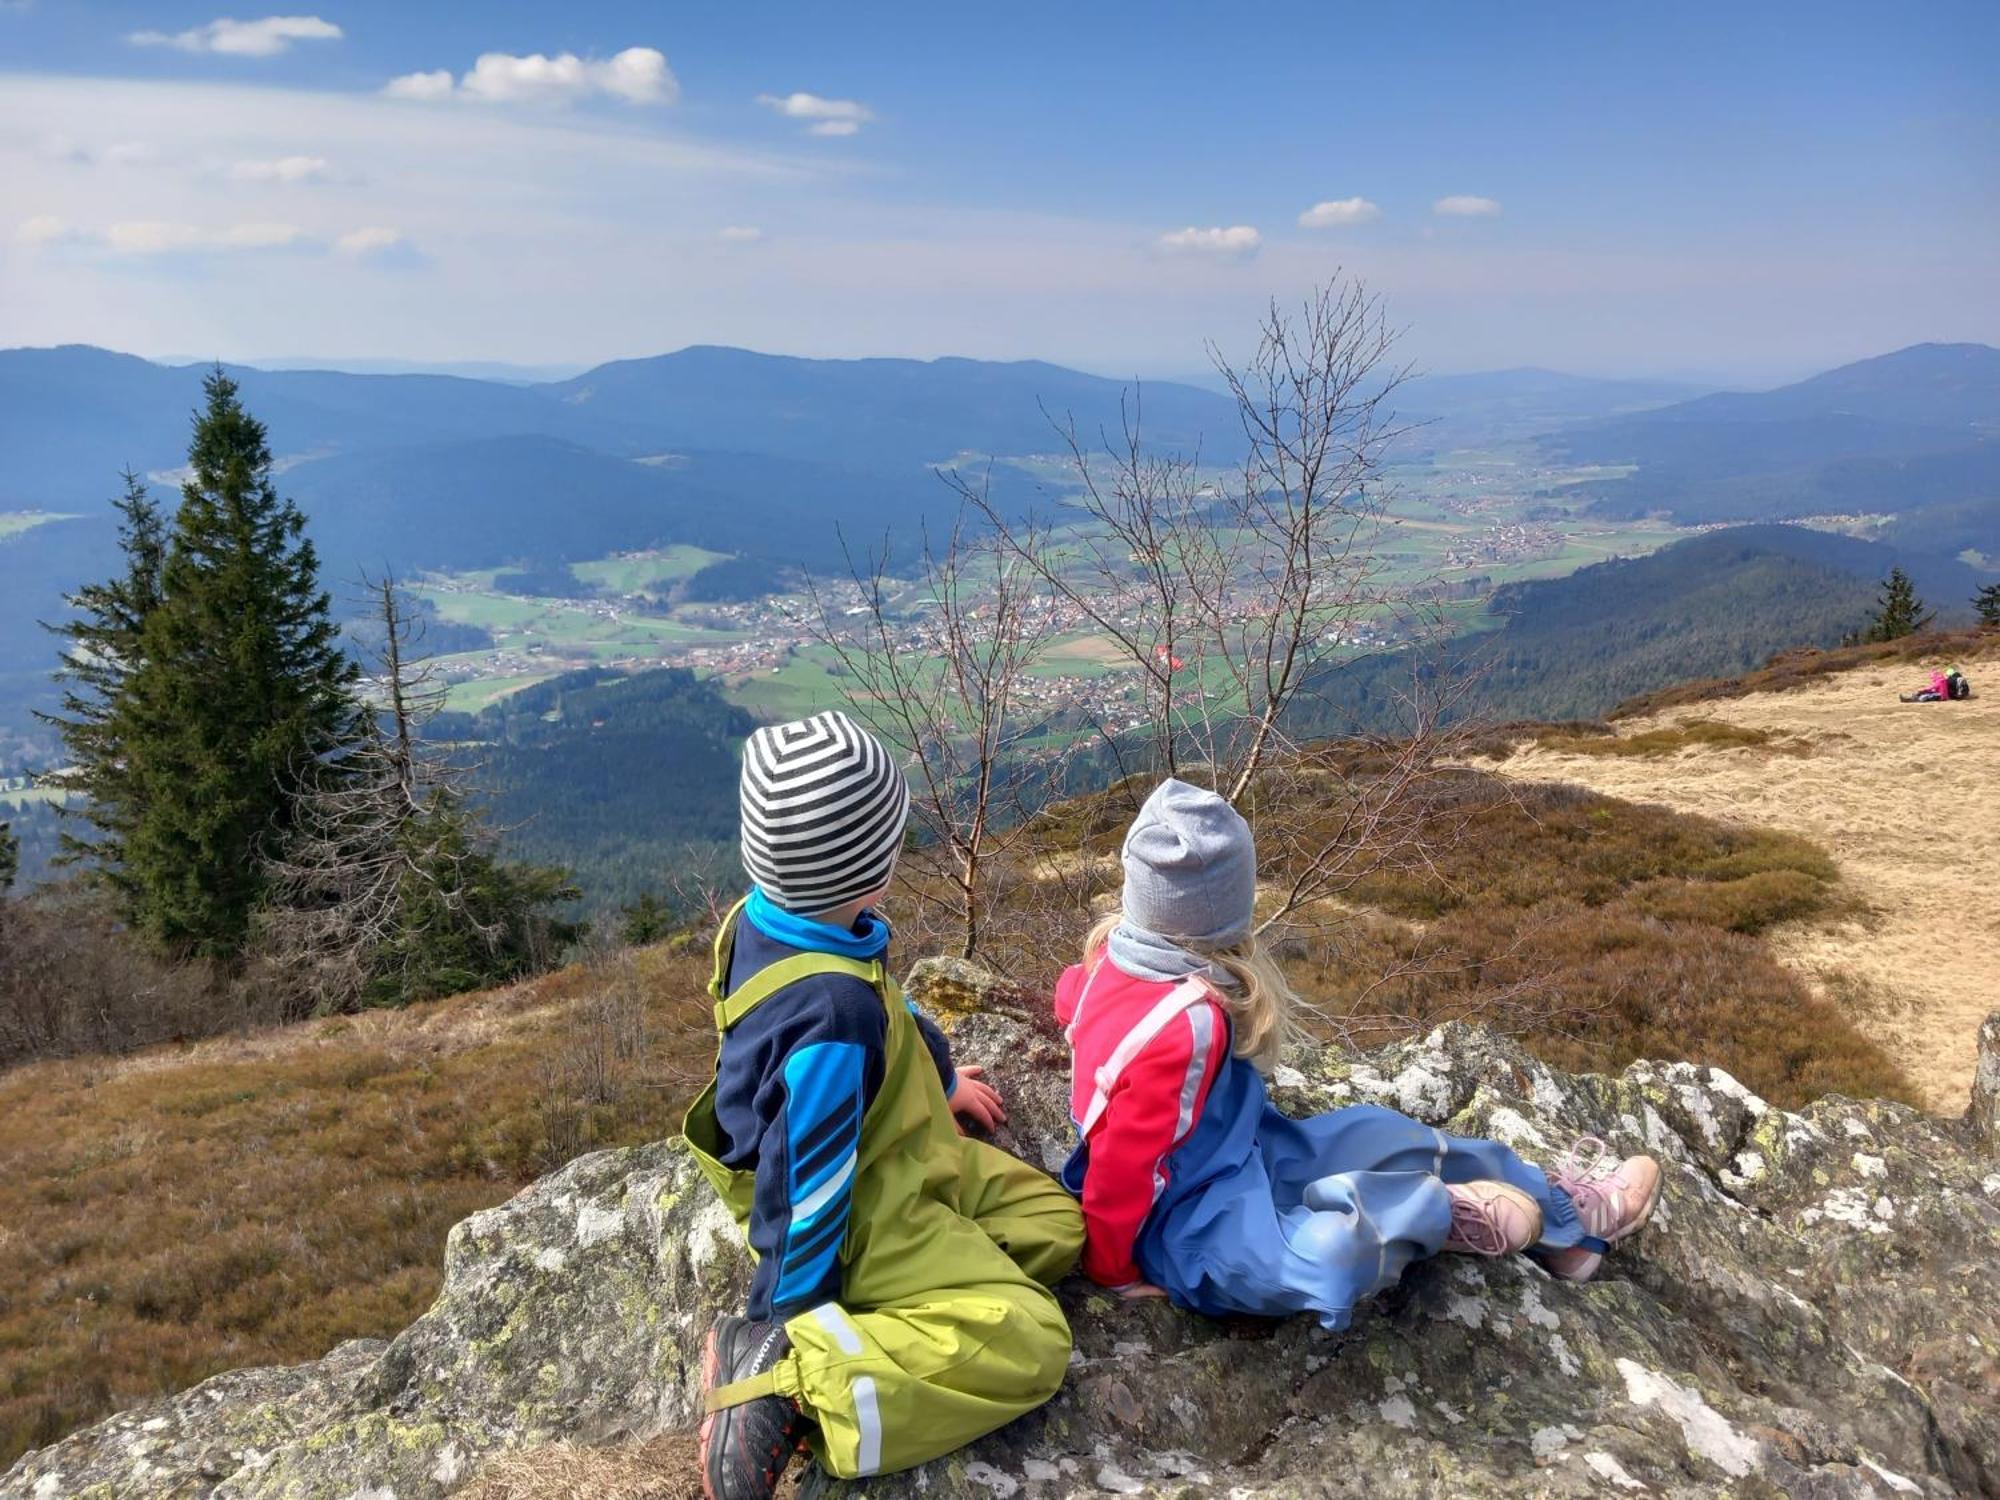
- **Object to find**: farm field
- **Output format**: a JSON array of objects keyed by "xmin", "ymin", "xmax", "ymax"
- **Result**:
[{"xmin": 404, "ymin": 447, "xmax": 1691, "ymax": 726}]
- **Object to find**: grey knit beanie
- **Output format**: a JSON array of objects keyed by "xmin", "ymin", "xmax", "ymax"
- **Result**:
[
  {"xmin": 1120, "ymin": 777, "xmax": 1256, "ymax": 948},
  {"xmin": 740, "ymin": 711, "xmax": 909, "ymax": 913}
]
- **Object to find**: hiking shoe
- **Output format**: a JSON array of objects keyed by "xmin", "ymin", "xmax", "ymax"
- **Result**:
[
  {"xmin": 1541, "ymin": 1136, "xmax": 1663, "ymax": 1283},
  {"xmin": 699, "ymin": 1315, "xmax": 806, "ymax": 1500},
  {"xmin": 1441, "ymin": 1180, "xmax": 1543, "ymax": 1256}
]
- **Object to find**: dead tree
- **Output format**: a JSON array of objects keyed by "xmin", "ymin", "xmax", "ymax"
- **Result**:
[
  {"xmin": 256, "ymin": 576, "xmax": 570, "ymax": 1012},
  {"xmin": 805, "ymin": 511, "xmax": 1066, "ymax": 961}
]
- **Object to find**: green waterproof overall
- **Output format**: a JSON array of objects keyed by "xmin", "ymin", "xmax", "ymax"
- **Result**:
[{"xmin": 683, "ymin": 903, "xmax": 1083, "ymax": 1478}]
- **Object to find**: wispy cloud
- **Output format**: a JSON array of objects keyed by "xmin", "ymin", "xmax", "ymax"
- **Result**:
[
  {"xmin": 334, "ymin": 226, "xmax": 405, "ymax": 256},
  {"xmin": 103, "ymin": 219, "xmax": 306, "ymax": 254},
  {"xmin": 19, "ymin": 218, "xmax": 413, "ymax": 260},
  {"xmin": 229, "ymin": 154, "xmax": 330, "ymax": 184},
  {"xmin": 1156, "ymin": 224, "xmax": 1261, "ymax": 258},
  {"xmin": 1433, "ymin": 194, "xmax": 1502, "ymax": 217},
  {"xmin": 16, "ymin": 213, "xmax": 75, "ymax": 245},
  {"xmin": 756, "ymin": 92, "xmax": 874, "ymax": 136},
  {"xmin": 385, "ymin": 48, "xmax": 677, "ymax": 106},
  {"xmin": 128, "ymin": 15, "xmax": 342, "ymax": 57},
  {"xmin": 1297, "ymin": 197, "xmax": 1380, "ymax": 229},
  {"xmin": 718, "ymin": 225, "xmax": 764, "ymax": 244}
]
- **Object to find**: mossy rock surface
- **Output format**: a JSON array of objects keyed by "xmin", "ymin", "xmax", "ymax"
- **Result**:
[{"xmin": 6, "ymin": 964, "xmax": 1997, "ymax": 1499}]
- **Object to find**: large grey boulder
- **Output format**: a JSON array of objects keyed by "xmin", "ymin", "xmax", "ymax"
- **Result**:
[{"xmin": 6, "ymin": 961, "xmax": 1997, "ymax": 1499}]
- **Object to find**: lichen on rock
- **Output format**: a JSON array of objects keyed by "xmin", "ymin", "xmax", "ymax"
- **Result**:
[{"xmin": 5, "ymin": 966, "xmax": 1996, "ymax": 1499}]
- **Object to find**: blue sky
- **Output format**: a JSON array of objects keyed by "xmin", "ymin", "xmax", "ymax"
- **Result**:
[{"xmin": 3, "ymin": 1, "xmax": 1995, "ymax": 382}]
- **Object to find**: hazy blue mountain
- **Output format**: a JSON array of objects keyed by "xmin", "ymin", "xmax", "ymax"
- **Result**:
[
  {"xmin": 1617, "ymin": 342, "xmax": 2000, "ymax": 432},
  {"xmin": 1392, "ymin": 367, "xmax": 1709, "ymax": 451},
  {"xmin": 280, "ymin": 434, "xmax": 985, "ymax": 576},
  {"xmin": 0, "ymin": 345, "xmax": 613, "ymax": 507},
  {"xmin": 538, "ymin": 345, "xmax": 1238, "ymax": 470},
  {"xmin": 1544, "ymin": 343, "xmax": 2000, "ymax": 528}
]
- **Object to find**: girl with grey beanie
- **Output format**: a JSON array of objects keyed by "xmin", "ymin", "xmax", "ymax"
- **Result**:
[{"xmin": 1055, "ymin": 777, "xmax": 1663, "ymax": 1327}]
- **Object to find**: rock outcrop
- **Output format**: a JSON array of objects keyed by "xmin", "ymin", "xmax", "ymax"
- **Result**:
[{"xmin": 7, "ymin": 961, "xmax": 1998, "ymax": 1499}]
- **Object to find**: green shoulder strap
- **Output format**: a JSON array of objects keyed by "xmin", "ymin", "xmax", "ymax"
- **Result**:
[{"xmin": 706, "ymin": 897, "xmax": 888, "ymax": 1032}]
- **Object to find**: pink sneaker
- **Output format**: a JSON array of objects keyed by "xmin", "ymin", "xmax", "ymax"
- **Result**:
[
  {"xmin": 1541, "ymin": 1136, "xmax": 1663, "ymax": 1282},
  {"xmin": 1442, "ymin": 1181, "xmax": 1544, "ymax": 1256}
]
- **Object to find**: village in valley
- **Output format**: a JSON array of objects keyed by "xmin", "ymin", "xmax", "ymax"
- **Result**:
[{"xmin": 412, "ymin": 443, "xmax": 1687, "ymax": 724}]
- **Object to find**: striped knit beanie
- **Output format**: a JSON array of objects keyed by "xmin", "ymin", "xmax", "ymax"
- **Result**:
[{"xmin": 740, "ymin": 711, "xmax": 910, "ymax": 914}]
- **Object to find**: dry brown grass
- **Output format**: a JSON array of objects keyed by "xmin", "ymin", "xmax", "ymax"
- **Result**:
[
  {"xmin": 459, "ymin": 1434, "xmax": 806, "ymax": 1499},
  {"xmin": 459, "ymin": 1434, "xmax": 805, "ymax": 1500},
  {"xmin": 1609, "ymin": 625, "xmax": 1994, "ymax": 718},
  {"xmin": 1275, "ymin": 777, "xmax": 1911, "ymax": 1109},
  {"xmin": 1501, "ymin": 638, "xmax": 2000, "ymax": 1111},
  {"xmin": 0, "ymin": 945, "xmax": 715, "ymax": 1469},
  {"xmin": 1529, "ymin": 719, "xmax": 1808, "ymax": 759}
]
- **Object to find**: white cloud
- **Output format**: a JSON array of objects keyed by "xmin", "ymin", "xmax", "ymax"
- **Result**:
[
  {"xmin": 102, "ymin": 219, "xmax": 304, "ymax": 254},
  {"xmin": 334, "ymin": 226, "xmax": 404, "ymax": 256},
  {"xmin": 718, "ymin": 225, "xmax": 764, "ymax": 243},
  {"xmin": 1433, "ymin": 194, "xmax": 1502, "ymax": 217},
  {"xmin": 386, "ymin": 47, "xmax": 678, "ymax": 107},
  {"xmin": 16, "ymin": 214, "xmax": 73, "ymax": 245},
  {"xmin": 221, "ymin": 220, "xmax": 305, "ymax": 248},
  {"xmin": 128, "ymin": 15, "xmax": 342, "ymax": 57},
  {"xmin": 1156, "ymin": 224, "xmax": 1261, "ymax": 258},
  {"xmin": 1298, "ymin": 196, "xmax": 1380, "ymax": 229},
  {"xmin": 383, "ymin": 69, "xmax": 454, "ymax": 103},
  {"xmin": 230, "ymin": 154, "xmax": 329, "ymax": 183},
  {"xmin": 756, "ymin": 92, "xmax": 874, "ymax": 136}
]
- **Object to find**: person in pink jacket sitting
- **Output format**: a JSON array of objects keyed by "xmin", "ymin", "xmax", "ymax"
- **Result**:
[{"xmin": 1055, "ymin": 777, "xmax": 1664, "ymax": 1328}]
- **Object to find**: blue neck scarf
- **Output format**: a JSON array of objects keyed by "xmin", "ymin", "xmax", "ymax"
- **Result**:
[{"xmin": 743, "ymin": 886, "xmax": 891, "ymax": 960}]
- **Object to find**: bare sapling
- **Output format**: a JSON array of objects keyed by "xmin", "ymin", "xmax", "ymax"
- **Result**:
[
  {"xmin": 805, "ymin": 510, "xmax": 1067, "ymax": 962},
  {"xmin": 952, "ymin": 276, "xmax": 1487, "ymax": 942}
]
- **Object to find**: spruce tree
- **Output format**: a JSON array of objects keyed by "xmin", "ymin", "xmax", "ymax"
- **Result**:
[
  {"xmin": 618, "ymin": 891, "xmax": 675, "ymax": 946},
  {"xmin": 1863, "ymin": 567, "xmax": 1932, "ymax": 643},
  {"xmin": 38, "ymin": 472, "xmax": 168, "ymax": 885},
  {"xmin": 0, "ymin": 819, "xmax": 16, "ymax": 895},
  {"xmin": 1975, "ymin": 581, "xmax": 2000, "ymax": 628},
  {"xmin": 119, "ymin": 370, "xmax": 358, "ymax": 959}
]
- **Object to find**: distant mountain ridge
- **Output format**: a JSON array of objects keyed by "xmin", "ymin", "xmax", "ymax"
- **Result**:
[
  {"xmin": 1546, "ymin": 342, "xmax": 2000, "ymax": 541},
  {"xmin": 0, "ymin": 343, "xmax": 1239, "ymax": 511}
]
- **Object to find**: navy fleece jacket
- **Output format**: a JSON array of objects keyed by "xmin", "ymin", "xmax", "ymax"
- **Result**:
[{"xmin": 715, "ymin": 918, "xmax": 957, "ymax": 1321}]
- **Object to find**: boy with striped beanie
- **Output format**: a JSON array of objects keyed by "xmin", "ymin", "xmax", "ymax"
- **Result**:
[{"xmin": 688, "ymin": 711, "xmax": 1082, "ymax": 1495}]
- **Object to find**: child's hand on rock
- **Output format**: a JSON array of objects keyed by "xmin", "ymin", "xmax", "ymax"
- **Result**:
[
  {"xmin": 1118, "ymin": 1282, "xmax": 1168, "ymax": 1299},
  {"xmin": 950, "ymin": 1065, "xmax": 1007, "ymax": 1134}
]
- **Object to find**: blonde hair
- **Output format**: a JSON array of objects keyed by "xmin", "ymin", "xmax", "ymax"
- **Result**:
[{"xmin": 1083, "ymin": 912, "xmax": 1296, "ymax": 1072}]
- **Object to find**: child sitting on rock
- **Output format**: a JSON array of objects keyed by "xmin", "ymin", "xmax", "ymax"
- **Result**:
[
  {"xmin": 686, "ymin": 711, "xmax": 1082, "ymax": 1497},
  {"xmin": 1056, "ymin": 777, "xmax": 1662, "ymax": 1329}
]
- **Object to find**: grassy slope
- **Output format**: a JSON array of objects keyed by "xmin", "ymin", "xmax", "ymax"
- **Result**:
[
  {"xmin": 0, "ymin": 736, "xmax": 1923, "ymax": 1466},
  {"xmin": 1496, "ymin": 631, "xmax": 2000, "ymax": 1112},
  {"xmin": 1610, "ymin": 624, "xmax": 1995, "ymax": 717},
  {"xmin": 0, "ymin": 946, "xmax": 714, "ymax": 1466}
]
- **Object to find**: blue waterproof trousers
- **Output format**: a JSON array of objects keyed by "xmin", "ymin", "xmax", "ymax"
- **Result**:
[{"xmin": 1083, "ymin": 1055, "xmax": 1584, "ymax": 1330}]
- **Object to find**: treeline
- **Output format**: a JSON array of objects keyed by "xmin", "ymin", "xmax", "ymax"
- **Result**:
[
  {"xmin": 432, "ymin": 666, "xmax": 755, "ymax": 916},
  {"xmin": 0, "ymin": 374, "xmax": 577, "ymax": 1064},
  {"xmin": 1293, "ymin": 527, "xmax": 1902, "ymax": 733}
]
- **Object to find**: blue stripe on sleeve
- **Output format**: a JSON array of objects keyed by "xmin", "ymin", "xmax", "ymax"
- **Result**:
[{"xmin": 774, "ymin": 1040, "xmax": 865, "ymax": 1307}]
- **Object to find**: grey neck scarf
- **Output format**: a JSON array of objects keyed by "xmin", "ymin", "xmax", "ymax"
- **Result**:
[{"xmin": 1105, "ymin": 919, "xmax": 1235, "ymax": 988}]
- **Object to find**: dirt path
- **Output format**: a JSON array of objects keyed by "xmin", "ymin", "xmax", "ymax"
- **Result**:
[{"xmin": 1495, "ymin": 647, "xmax": 1998, "ymax": 1113}]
